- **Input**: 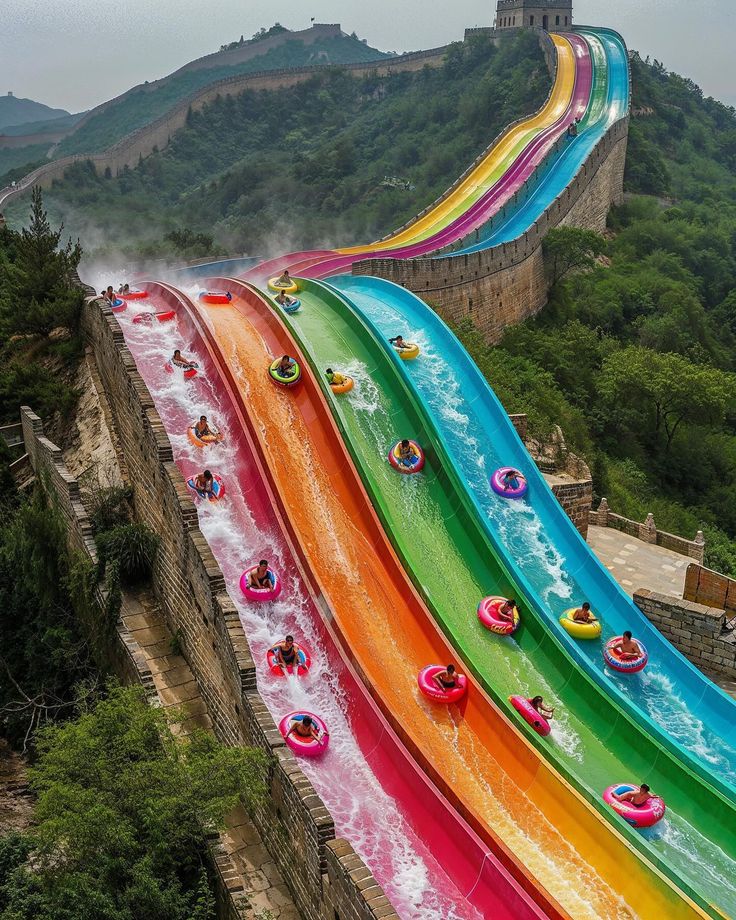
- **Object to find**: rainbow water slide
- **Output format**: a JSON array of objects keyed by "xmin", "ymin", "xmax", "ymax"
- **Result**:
[
  {"xmin": 260, "ymin": 274, "xmax": 735, "ymax": 918},
  {"xmin": 198, "ymin": 276, "xmax": 712, "ymax": 919},
  {"xmin": 242, "ymin": 32, "xmax": 588, "ymax": 283},
  {"xmin": 114, "ymin": 283, "xmax": 502, "ymax": 919}
]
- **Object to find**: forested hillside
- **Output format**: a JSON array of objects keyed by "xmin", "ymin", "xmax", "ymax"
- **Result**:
[
  {"xmin": 473, "ymin": 52, "xmax": 736, "ymax": 573},
  {"xmin": 10, "ymin": 32, "xmax": 549, "ymax": 262}
]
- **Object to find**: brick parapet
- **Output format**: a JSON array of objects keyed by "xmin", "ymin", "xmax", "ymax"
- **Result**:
[
  {"xmin": 354, "ymin": 116, "xmax": 629, "ymax": 343},
  {"xmin": 684, "ymin": 564, "xmax": 736, "ymax": 614},
  {"xmin": 78, "ymin": 297, "xmax": 395, "ymax": 919},
  {"xmin": 634, "ymin": 589, "xmax": 736, "ymax": 680}
]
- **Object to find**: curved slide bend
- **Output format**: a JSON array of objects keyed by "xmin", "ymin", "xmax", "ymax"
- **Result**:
[
  {"xmin": 243, "ymin": 32, "xmax": 585, "ymax": 284},
  {"xmin": 116, "ymin": 283, "xmax": 494, "ymax": 919},
  {"xmin": 450, "ymin": 27, "xmax": 629, "ymax": 254},
  {"xmin": 200, "ymin": 276, "xmax": 702, "ymax": 920},
  {"xmin": 269, "ymin": 275, "xmax": 735, "ymax": 919}
]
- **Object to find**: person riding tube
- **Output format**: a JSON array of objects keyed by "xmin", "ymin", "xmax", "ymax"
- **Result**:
[
  {"xmin": 269, "ymin": 355, "xmax": 301, "ymax": 387},
  {"xmin": 603, "ymin": 783, "xmax": 665, "ymax": 828},
  {"xmin": 188, "ymin": 415, "xmax": 224, "ymax": 447},
  {"xmin": 388, "ymin": 439, "xmax": 425, "ymax": 474},
  {"xmin": 268, "ymin": 270, "xmax": 298, "ymax": 294},
  {"xmin": 604, "ymin": 631, "xmax": 648, "ymax": 673},
  {"xmin": 326, "ymin": 368, "xmax": 354, "ymax": 394},
  {"xmin": 186, "ymin": 469, "xmax": 225, "ymax": 502},
  {"xmin": 198, "ymin": 290, "xmax": 232, "ymax": 305},
  {"xmin": 268, "ymin": 636, "xmax": 311, "ymax": 677},
  {"xmin": 417, "ymin": 664, "xmax": 467, "ymax": 703},
  {"xmin": 275, "ymin": 289, "xmax": 301, "ymax": 314},
  {"xmin": 279, "ymin": 712, "xmax": 330, "ymax": 757},
  {"xmin": 478, "ymin": 596, "xmax": 520, "ymax": 636},
  {"xmin": 388, "ymin": 335, "xmax": 420, "ymax": 361},
  {"xmin": 490, "ymin": 467, "xmax": 528, "ymax": 499},
  {"xmin": 559, "ymin": 602, "xmax": 602, "ymax": 639},
  {"xmin": 240, "ymin": 560, "xmax": 282, "ymax": 601},
  {"xmin": 168, "ymin": 349, "xmax": 199, "ymax": 379},
  {"xmin": 509, "ymin": 695, "xmax": 553, "ymax": 737}
]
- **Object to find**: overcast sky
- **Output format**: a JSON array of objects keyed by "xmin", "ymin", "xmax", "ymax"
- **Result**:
[{"xmin": 2, "ymin": 0, "xmax": 734, "ymax": 113}]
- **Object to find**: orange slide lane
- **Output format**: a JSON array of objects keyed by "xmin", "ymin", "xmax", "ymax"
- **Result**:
[{"xmin": 188, "ymin": 281, "xmax": 705, "ymax": 920}]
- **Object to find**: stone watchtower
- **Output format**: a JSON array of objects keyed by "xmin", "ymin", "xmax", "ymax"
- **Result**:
[{"xmin": 495, "ymin": 0, "xmax": 572, "ymax": 31}]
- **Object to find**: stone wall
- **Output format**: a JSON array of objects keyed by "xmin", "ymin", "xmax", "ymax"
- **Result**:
[
  {"xmin": 0, "ymin": 47, "xmax": 448, "ymax": 211},
  {"xmin": 590, "ymin": 498, "xmax": 705, "ymax": 563},
  {"xmin": 547, "ymin": 477, "xmax": 592, "ymax": 538},
  {"xmin": 354, "ymin": 116, "xmax": 629, "ymax": 343},
  {"xmin": 80, "ymin": 299, "xmax": 396, "ymax": 920},
  {"xmin": 684, "ymin": 564, "xmax": 736, "ymax": 614},
  {"xmin": 634, "ymin": 589, "xmax": 736, "ymax": 680}
]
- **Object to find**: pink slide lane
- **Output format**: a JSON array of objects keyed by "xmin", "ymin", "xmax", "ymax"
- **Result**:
[{"xmin": 115, "ymin": 281, "xmax": 548, "ymax": 920}]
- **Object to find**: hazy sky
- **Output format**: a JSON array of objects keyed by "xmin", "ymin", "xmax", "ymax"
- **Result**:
[{"xmin": 2, "ymin": 0, "xmax": 735, "ymax": 113}]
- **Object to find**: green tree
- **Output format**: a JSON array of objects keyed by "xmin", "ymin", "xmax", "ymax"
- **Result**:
[
  {"xmin": 0, "ymin": 686, "xmax": 266, "ymax": 920},
  {"xmin": 543, "ymin": 226, "xmax": 606, "ymax": 289},
  {"xmin": 598, "ymin": 346, "xmax": 734, "ymax": 452},
  {"xmin": 0, "ymin": 187, "xmax": 83, "ymax": 336}
]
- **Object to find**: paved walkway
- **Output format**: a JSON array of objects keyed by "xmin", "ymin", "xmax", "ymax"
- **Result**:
[{"xmin": 587, "ymin": 525, "xmax": 690, "ymax": 598}]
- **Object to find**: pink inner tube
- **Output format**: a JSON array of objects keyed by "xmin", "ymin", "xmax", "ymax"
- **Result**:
[
  {"xmin": 490, "ymin": 467, "xmax": 527, "ymax": 499},
  {"xmin": 240, "ymin": 566, "xmax": 282, "ymax": 602},
  {"xmin": 603, "ymin": 784, "xmax": 665, "ymax": 828},
  {"xmin": 604, "ymin": 637, "xmax": 649, "ymax": 674},
  {"xmin": 186, "ymin": 474, "xmax": 225, "ymax": 502},
  {"xmin": 279, "ymin": 711, "xmax": 329, "ymax": 758},
  {"xmin": 388, "ymin": 440, "xmax": 425, "ymax": 474},
  {"xmin": 477, "ymin": 596, "xmax": 520, "ymax": 636},
  {"xmin": 123, "ymin": 289, "xmax": 148, "ymax": 300},
  {"xmin": 417, "ymin": 665, "xmax": 467, "ymax": 704},
  {"xmin": 199, "ymin": 290, "xmax": 232, "ymax": 304},
  {"xmin": 267, "ymin": 645, "xmax": 311, "ymax": 677},
  {"xmin": 509, "ymin": 696, "xmax": 551, "ymax": 737}
]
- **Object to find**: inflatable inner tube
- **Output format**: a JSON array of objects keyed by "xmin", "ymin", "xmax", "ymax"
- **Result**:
[
  {"xmin": 559, "ymin": 608, "xmax": 602, "ymax": 640},
  {"xmin": 133, "ymin": 310, "xmax": 176, "ymax": 324},
  {"xmin": 240, "ymin": 566, "xmax": 282, "ymax": 602},
  {"xmin": 165, "ymin": 361, "xmax": 198, "ymax": 380},
  {"xmin": 123, "ymin": 289, "xmax": 148, "ymax": 300},
  {"xmin": 267, "ymin": 645, "xmax": 311, "ymax": 677},
  {"xmin": 275, "ymin": 297, "xmax": 301, "ymax": 314},
  {"xmin": 269, "ymin": 358, "xmax": 301, "ymax": 388},
  {"xmin": 279, "ymin": 711, "xmax": 329, "ymax": 758},
  {"xmin": 186, "ymin": 473, "xmax": 225, "ymax": 502},
  {"xmin": 417, "ymin": 665, "xmax": 467, "ymax": 704},
  {"xmin": 110, "ymin": 298, "xmax": 126, "ymax": 312},
  {"xmin": 330, "ymin": 376, "xmax": 354, "ymax": 395},
  {"xmin": 393, "ymin": 342, "xmax": 420, "ymax": 361},
  {"xmin": 603, "ymin": 784, "xmax": 665, "ymax": 828},
  {"xmin": 478, "ymin": 596, "xmax": 519, "ymax": 636},
  {"xmin": 509, "ymin": 695, "xmax": 551, "ymax": 737},
  {"xmin": 604, "ymin": 637, "xmax": 648, "ymax": 674},
  {"xmin": 199, "ymin": 290, "xmax": 232, "ymax": 305},
  {"xmin": 187, "ymin": 426, "xmax": 223, "ymax": 448},
  {"xmin": 490, "ymin": 467, "xmax": 528, "ymax": 499},
  {"xmin": 388, "ymin": 440, "xmax": 425, "ymax": 474},
  {"xmin": 268, "ymin": 277, "xmax": 298, "ymax": 294}
]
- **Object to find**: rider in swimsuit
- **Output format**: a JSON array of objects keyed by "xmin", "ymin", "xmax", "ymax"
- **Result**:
[
  {"xmin": 287, "ymin": 715, "xmax": 320, "ymax": 741},
  {"xmin": 613, "ymin": 630, "xmax": 642, "ymax": 660},
  {"xmin": 277, "ymin": 355, "xmax": 297, "ymax": 378},
  {"xmin": 275, "ymin": 289, "xmax": 295, "ymax": 306},
  {"xmin": 502, "ymin": 470, "xmax": 521, "ymax": 491},
  {"xmin": 273, "ymin": 635, "xmax": 300, "ymax": 670},
  {"xmin": 498, "ymin": 598, "xmax": 517, "ymax": 622},
  {"xmin": 614, "ymin": 784, "xmax": 652, "ymax": 808},
  {"xmin": 248, "ymin": 560, "xmax": 273, "ymax": 590},
  {"xmin": 276, "ymin": 269, "xmax": 292, "ymax": 287},
  {"xmin": 194, "ymin": 470, "xmax": 214, "ymax": 496},
  {"xmin": 325, "ymin": 368, "xmax": 346, "ymax": 386},
  {"xmin": 172, "ymin": 349, "xmax": 197, "ymax": 370},
  {"xmin": 433, "ymin": 664, "xmax": 462, "ymax": 691},
  {"xmin": 572, "ymin": 602, "xmax": 595, "ymax": 623},
  {"xmin": 397, "ymin": 439, "xmax": 419, "ymax": 467},
  {"xmin": 389, "ymin": 335, "xmax": 410, "ymax": 352},
  {"xmin": 529, "ymin": 695, "xmax": 555, "ymax": 720}
]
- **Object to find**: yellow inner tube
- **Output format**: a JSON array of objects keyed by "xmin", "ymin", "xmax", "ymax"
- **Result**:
[
  {"xmin": 330, "ymin": 376, "xmax": 354, "ymax": 395},
  {"xmin": 559, "ymin": 608, "xmax": 602, "ymax": 640},
  {"xmin": 268, "ymin": 277, "xmax": 298, "ymax": 294},
  {"xmin": 396, "ymin": 342, "xmax": 420, "ymax": 361}
]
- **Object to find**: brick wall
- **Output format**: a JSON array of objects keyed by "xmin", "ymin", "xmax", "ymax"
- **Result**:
[
  {"xmin": 684, "ymin": 564, "xmax": 736, "ymax": 614},
  {"xmin": 634, "ymin": 589, "xmax": 736, "ymax": 680},
  {"xmin": 80, "ymin": 299, "xmax": 396, "ymax": 920},
  {"xmin": 549, "ymin": 479, "xmax": 592, "ymax": 538},
  {"xmin": 354, "ymin": 117, "xmax": 629, "ymax": 343}
]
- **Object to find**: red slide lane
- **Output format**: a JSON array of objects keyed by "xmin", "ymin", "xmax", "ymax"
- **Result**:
[{"xmin": 145, "ymin": 281, "xmax": 552, "ymax": 920}]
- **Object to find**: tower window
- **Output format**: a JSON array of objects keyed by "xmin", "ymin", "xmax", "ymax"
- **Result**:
[
  {"xmin": 556, "ymin": 15, "xmax": 560, "ymax": 25},
  {"xmin": 565, "ymin": 16, "xmax": 569, "ymax": 24},
  {"xmin": 529, "ymin": 15, "xmax": 534, "ymax": 26}
]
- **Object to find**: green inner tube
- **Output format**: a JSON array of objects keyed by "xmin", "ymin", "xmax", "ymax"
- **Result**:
[{"xmin": 269, "ymin": 359, "xmax": 301, "ymax": 384}]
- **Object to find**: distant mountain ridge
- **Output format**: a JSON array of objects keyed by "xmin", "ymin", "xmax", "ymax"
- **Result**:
[{"xmin": 0, "ymin": 94, "xmax": 70, "ymax": 131}]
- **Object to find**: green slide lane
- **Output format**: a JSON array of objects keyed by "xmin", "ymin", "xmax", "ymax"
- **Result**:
[{"xmin": 271, "ymin": 278, "xmax": 736, "ymax": 919}]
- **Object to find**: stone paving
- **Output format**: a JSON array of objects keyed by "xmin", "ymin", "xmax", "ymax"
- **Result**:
[{"xmin": 587, "ymin": 524, "xmax": 690, "ymax": 598}]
